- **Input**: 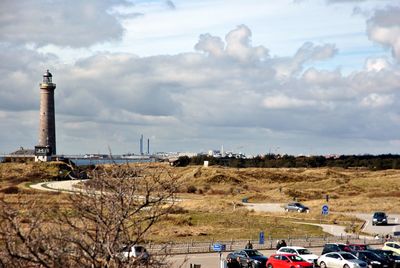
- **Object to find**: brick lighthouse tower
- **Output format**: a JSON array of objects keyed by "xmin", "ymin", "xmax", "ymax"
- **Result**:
[{"xmin": 35, "ymin": 70, "xmax": 56, "ymax": 162}]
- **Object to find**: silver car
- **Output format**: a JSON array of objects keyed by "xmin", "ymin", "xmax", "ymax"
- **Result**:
[{"xmin": 317, "ymin": 252, "xmax": 367, "ymax": 268}]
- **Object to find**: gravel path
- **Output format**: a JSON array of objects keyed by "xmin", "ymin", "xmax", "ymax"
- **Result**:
[{"xmin": 30, "ymin": 179, "xmax": 87, "ymax": 193}]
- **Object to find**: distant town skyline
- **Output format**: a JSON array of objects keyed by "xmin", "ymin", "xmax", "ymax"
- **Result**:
[{"xmin": 0, "ymin": 0, "xmax": 400, "ymax": 156}]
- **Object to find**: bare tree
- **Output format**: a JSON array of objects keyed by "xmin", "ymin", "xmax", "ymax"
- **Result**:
[{"xmin": 0, "ymin": 164, "xmax": 180, "ymax": 267}]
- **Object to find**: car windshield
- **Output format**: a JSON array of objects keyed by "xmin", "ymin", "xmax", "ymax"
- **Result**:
[
  {"xmin": 365, "ymin": 252, "xmax": 379, "ymax": 258},
  {"xmin": 374, "ymin": 212, "xmax": 386, "ymax": 217},
  {"xmin": 342, "ymin": 253, "xmax": 357, "ymax": 260},
  {"xmin": 372, "ymin": 251, "xmax": 387, "ymax": 259},
  {"xmin": 298, "ymin": 249, "xmax": 312, "ymax": 255},
  {"xmin": 337, "ymin": 245, "xmax": 347, "ymax": 250},
  {"xmin": 288, "ymin": 255, "xmax": 304, "ymax": 262},
  {"xmin": 246, "ymin": 250, "xmax": 263, "ymax": 257},
  {"xmin": 387, "ymin": 251, "xmax": 400, "ymax": 257}
]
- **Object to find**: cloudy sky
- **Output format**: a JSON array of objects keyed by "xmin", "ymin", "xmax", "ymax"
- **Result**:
[{"xmin": 1, "ymin": 0, "xmax": 400, "ymax": 156}]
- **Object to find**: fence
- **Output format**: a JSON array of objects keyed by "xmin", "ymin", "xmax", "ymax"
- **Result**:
[{"xmin": 146, "ymin": 234, "xmax": 396, "ymax": 255}]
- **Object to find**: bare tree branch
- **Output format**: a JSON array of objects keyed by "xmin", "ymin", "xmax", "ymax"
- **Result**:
[{"xmin": 0, "ymin": 164, "xmax": 179, "ymax": 267}]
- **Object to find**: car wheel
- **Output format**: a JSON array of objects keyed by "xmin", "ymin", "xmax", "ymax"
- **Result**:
[
  {"xmin": 320, "ymin": 261, "xmax": 327, "ymax": 268},
  {"xmin": 268, "ymin": 264, "xmax": 273, "ymax": 268},
  {"xmin": 344, "ymin": 264, "xmax": 350, "ymax": 268}
]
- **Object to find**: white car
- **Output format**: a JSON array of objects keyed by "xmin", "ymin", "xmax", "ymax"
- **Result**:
[
  {"xmin": 118, "ymin": 245, "xmax": 150, "ymax": 263},
  {"xmin": 277, "ymin": 246, "xmax": 319, "ymax": 264},
  {"xmin": 317, "ymin": 252, "xmax": 367, "ymax": 268}
]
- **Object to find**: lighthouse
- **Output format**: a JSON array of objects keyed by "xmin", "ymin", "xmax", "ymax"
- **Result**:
[{"xmin": 35, "ymin": 70, "xmax": 56, "ymax": 162}]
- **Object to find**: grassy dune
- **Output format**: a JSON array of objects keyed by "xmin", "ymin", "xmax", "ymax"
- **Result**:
[
  {"xmin": 1, "ymin": 162, "xmax": 399, "ymax": 242},
  {"xmin": 170, "ymin": 166, "xmax": 400, "ymax": 213}
]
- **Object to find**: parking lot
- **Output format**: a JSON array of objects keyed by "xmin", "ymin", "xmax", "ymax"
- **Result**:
[{"xmin": 169, "ymin": 241, "xmax": 398, "ymax": 268}]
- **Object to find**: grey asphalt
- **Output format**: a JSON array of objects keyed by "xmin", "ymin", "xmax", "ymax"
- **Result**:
[
  {"xmin": 352, "ymin": 213, "xmax": 400, "ymax": 235},
  {"xmin": 243, "ymin": 203, "xmax": 354, "ymax": 237}
]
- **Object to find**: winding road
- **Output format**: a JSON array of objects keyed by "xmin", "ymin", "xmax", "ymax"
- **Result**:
[
  {"xmin": 243, "ymin": 203, "xmax": 400, "ymax": 237},
  {"xmin": 29, "ymin": 180, "xmax": 399, "ymax": 237}
]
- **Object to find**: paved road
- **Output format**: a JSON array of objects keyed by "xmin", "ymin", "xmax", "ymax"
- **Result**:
[
  {"xmin": 352, "ymin": 213, "xmax": 400, "ymax": 235},
  {"xmin": 170, "ymin": 248, "xmax": 288, "ymax": 268},
  {"xmin": 243, "ymin": 203, "xmax": 354, "ymax": 237},
  {"xmin": 243, "ymin": 202, "xmax": 284, "ymax": 213},
  {"xmin": 243, "ymin": 202, "xmax": 400, "ymax": 237},
  {"xmin": 30, "ymin": 179, "xmax": 87, "ymax": 193}
]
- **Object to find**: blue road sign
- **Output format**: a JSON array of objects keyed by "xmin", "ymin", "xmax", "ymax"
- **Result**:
[
  {"xmin": 212, "ymin": 243, "xmax": 226, "ymax": 252},
  {"xmin": 259, "ymin": 231, "xmax": 265, "ymax": 244},
  {"xmin": 322, "ymin": 204, "xmax": 329, "ymax": 215}
]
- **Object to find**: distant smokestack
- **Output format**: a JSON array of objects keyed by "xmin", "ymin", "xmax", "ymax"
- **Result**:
[
  {"xmin": 147, "ymin": 138, "xmax": 150, "ymax": 155},
  {"xmin": 140, "ymin": 134, "xmax": 143, "ymax": 155}
]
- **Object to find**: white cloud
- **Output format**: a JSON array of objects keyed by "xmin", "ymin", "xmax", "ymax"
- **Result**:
[
  {"xmin": 360, "ymin": 93, "xmax": 394, "ymax": 108},
  {"xmin": 367, "ymin": 5, "xmax": 400, "ymax": 61},
  {"xmin": 1, "ymin": 0, "xmax": 400, "ymax": 155},
  {"xmin": 273, "ymin": 42, "xmax": 337, "ymax": 79},
  {"xmin": 194, "ymin": 34, "xmax": 225, "ymax": 57},
  {"xmin": 0, "ymin": 0, "xmax": 131, "ymax": 47},
  {"xmin": 225, "ymin": 25, "xmax": 269, "ymax": 62},
  {"xmin": 262, "ymin": 95, "xmax": 317, "ymax": 109},
  {"xmin": 365, "ymin": 57, "xmax": 391, "ymax": 72}
]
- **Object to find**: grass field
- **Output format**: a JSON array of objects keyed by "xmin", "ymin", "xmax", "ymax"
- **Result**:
[{"xmin": 1, "ymin": 162, "xmax": 398, "ymax": 243}]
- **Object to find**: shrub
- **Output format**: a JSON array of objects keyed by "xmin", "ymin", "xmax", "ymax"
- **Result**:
[
  {"xmin": 0, "ymin": 186, "xmax": 19, "ymax": 194},
  {"xmin": 187, "ymin": 185, "xmax": 197, "ymax": 193}
]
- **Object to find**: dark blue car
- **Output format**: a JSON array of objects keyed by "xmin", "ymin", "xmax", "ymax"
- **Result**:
[{"xmin": 227, "ymin": 249, "xmax": 268, "ymax": 268}]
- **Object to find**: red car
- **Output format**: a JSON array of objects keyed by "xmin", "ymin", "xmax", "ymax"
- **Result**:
[
  {"xmin": 347, "ymin": 244, "xmax": 373, "ymax": 252},
  {"xmin": 267, "ymin": 254, "xmax": 313, "ymax": 268}
]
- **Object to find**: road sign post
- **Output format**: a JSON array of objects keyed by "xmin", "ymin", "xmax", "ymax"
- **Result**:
[
  {"xmin": 259, "ymin": 231, "xmax": 265, "ymax": 244},
  {"xmin": 213, "ymin": 243, "xmax": 226, "ymax": 262},
  {"xmin": 322, "ymin": 204, "xmax": 329, "ymax": 215}
]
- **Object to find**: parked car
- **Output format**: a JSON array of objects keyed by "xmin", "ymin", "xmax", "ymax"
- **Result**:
[
  {"xmin": 354, "ymin": 250, "xmax": 390, "ymax": 268},
  {"xmin": 317, "ymin": 252, "xmax": 367, "ymax": 268},
  {"xmin": 284, "ymin": 202, "xmax": 310, "ymax": 213},
  {"xmin": 267, "ymin": 254, "xmax": 313, "ymax": 268},
  {"xmin": 383, "ymin": 242, "xmax": 400, "ymax": 256},
  {"xmin": 373, "ymin": 212, "xmax": 388, "ymax": 226},
  {"xmin": 277, "ymin": 246, "xmax": 319, "ymax": 264},
  {"xmin": 369, "ymin": 250, "xmax": 400, "ymax": 268},
  {"xmin": 226, "ymin": 249, "xmax": 268, "ymax": 268},
  {"xmin": 347, "ymin": 244, "xmax": 374, "ymax": 252},
  {"xmin": 117, "ymin": 245, "xmax": 150, "ymax": 264},
  {"xmin": 322, "ymin": 243, "xmax": 352, "ymax": 255}
]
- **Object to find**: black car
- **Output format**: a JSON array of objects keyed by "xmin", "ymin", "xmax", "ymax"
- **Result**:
[
  {"xmin": 354, "ymin": 250, "xmax": 390, "ymax": 268},
  {"xmin": 321, "ymin": 243, "xmax": 352, "ymax": 255},
  {"xmin": 227, "ymin": 249, "xmax": 268, "ymax": 268},
  {"xmin": 284, "ymin": 202, "xmax": 310, "ymax": 213},
  {"xmin": 372, "ymin": 212, "xmax": 388, "ymax": 225},
  {"xmin": 369, "ymin": 249, "xmax": 400, "ymax": 268}
]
